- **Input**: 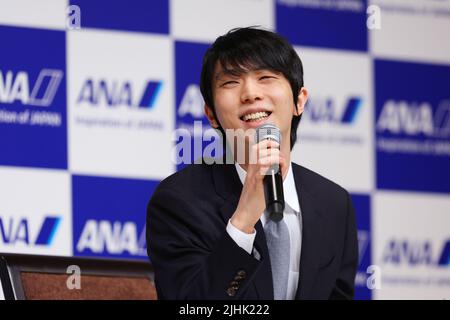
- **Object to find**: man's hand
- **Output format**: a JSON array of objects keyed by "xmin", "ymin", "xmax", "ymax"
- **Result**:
[{"xmin": 230, "ymin": 139, "xmax": 287, "ymax": 234}]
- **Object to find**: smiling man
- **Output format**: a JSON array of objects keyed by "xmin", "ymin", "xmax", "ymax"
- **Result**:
[{"xmin": 147, "ymin": 27, "xmax": 358, "ymax": 300}]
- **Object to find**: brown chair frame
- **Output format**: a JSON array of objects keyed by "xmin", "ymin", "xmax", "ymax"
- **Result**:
[{"xmin": 0, "ymin": 253, "xmax": 156, "ymax": 300}]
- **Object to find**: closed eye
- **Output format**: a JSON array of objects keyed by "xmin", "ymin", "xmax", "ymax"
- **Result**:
[
  {"xmin": 259, "ymin": 76, "xmax": 276, "ymax": 80},
  {"xmin": 220, "ymin": 80, "xmax": 239, "ymax": 87}
]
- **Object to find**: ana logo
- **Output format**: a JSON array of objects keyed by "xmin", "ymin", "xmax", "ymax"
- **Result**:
[
  {"xmin": 178, "ymin": 84, "xmax": 205, "ymax": 118},
  {"xmin": 377, "ymin": 100, "xmax": 450, "ymax": 138},
  {"xmin": 305, "ymin": 96, "xmax": 362, "ymax": 124},
  {"xmin": 77, "ymin": 78, "xmax": 162, "ymax": 109},
  {"xmin": 358, "ymin": 230, "xmax": 370, "ymax": 266},
  {"xmin": 0, "ymin": 216, "xmax": 61, "ymax": 246},
  {"xmin": 383, "ymin": 239, "xmax": 450, "ymax": 267},
  {"xmin": 76, "ymin": 220, "xmax": 146, "ymax": 256},
  {"xmin": 0, "ymin": 69, "xmax": 63, "ymax": 107}
]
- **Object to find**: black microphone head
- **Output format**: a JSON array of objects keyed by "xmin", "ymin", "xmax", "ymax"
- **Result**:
[{"xmin": 255, "ymin": 124, "xmax": 281, "ymax": 144}]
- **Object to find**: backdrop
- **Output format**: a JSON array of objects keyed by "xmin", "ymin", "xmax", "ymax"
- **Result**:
[{"xmin": 0, "ymin": 0, "xmax": 449, "ymax": 299}]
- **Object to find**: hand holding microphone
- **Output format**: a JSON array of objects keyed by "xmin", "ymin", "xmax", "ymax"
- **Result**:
[
  {"xmin": 230, "ymin": 124, "xmax": 286, "ymax": 234},
  {"xmin": 255, "ymin": 124, "xmax": 285, "ymax": 222}
]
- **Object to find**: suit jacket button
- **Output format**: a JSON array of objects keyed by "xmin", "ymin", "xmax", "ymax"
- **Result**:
[
  {"xmin": 226, "ymin": 287, "xmax": 236, "ymax": 297},
  {"xmin": 234, "ymin": 275, "xmax": 244, "ymax": 281},
  {"xmin": 230, "ymin": 281, "xmax": 239, "ymax": 287},
  {"xmin": 237, "ymin": 270, "xmax": 246, "ymax": 277}
]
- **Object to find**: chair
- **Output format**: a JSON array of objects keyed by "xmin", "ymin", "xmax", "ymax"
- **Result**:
[{"xmin": 0, "ymin": 253, "xmax": 157, "ymax": 300}]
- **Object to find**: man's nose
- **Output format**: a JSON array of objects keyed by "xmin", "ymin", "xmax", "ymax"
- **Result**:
[{"xmin": 240, "ymin": 79, "xmax": 263, "ymax": 104}]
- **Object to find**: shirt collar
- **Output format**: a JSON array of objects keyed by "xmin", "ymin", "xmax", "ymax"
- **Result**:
[{"xmin": 234, "ymin": 162, "xmax": 300, "ymax": 213}]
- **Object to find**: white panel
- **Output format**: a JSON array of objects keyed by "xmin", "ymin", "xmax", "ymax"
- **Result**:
[
  {"xmin": 171, "ymin": 0, "xmax": 274, "ymax": 42},
  {"xmin": 292, "ymin": 46, "xmax": 374, "ymax": 193},
  {"xmin": 0, "ymin": 167, "xmax": 72, "ymax": 256},
  {"xmin": 370, "ymin": 0, "xmax": 450, "ymax": 64},
  {"xmin": 67, "ymin": 29, "xmax": 175, "ymax": 179},
  {"xmin": 373, "ymin": 191, "xmax": 450, "ymax": 299},
  {"xmin": 0, "ymin": 0, "xmax": 68, "ymax": 30}
]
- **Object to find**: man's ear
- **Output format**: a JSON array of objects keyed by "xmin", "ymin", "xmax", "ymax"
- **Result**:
[
  {"xmin": 294, "ymin": 87, "xmax": 309, "ymax": 116},
  {"xmin": 204, "ymin": 104, "xmax": 219, "ymax": 128}
]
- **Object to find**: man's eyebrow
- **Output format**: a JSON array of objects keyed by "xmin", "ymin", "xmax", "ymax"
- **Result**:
[
  {"xmin": 214, "ymin": 67, "xmax": 275, "ymax": 80},
  {"xmin": 214, "ymin": 72, "xmax": 225, "ymax": 80},
  {"xmin": 215, "ymin": 70, "xmax": 239, "ymax": 80},
  {"xmin": 254, "ymin": 68, "xmax": 280, "ymax": 74}
]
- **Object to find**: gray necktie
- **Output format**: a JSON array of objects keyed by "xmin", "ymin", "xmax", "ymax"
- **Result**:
[{"xmin": 264, "ymin": 217, "xmax": 290, "ymax": 300}]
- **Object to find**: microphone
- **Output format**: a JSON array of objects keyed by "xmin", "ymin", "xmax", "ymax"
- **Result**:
[{"xmin": 255, "ymin": 124, "xmax": 285, "ymax": 222}]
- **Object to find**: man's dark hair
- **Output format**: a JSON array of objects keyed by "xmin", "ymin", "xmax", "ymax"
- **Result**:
[{"xmin": 200, "ymin": 26, "xmax": 305, "ymax": 150}]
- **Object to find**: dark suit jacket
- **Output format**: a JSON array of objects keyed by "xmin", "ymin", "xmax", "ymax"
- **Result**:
[{"xmin": 146, "ymin": 161, "xmax": 358, "ymax": 300}]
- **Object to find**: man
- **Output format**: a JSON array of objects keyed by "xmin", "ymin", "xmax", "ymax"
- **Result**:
[{"xmin": 147, "ymin": 27, "xmax": 358, "ymax": 300}]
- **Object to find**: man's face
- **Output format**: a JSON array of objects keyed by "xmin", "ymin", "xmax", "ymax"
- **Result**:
[{"xmin": 205, "ymin": 63, "xmax": 305, "ymax": 153}]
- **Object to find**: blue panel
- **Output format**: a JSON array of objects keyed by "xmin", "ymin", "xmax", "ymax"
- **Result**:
[
  {"xmin": 375, "ymin": 59, "xmax": 450, "ymax": 194},
  {"xmin": 175, "ymin": 41, "xmax": 209, "ymax": 124},
  {"xmin": 0, "ymin": 26, "xmax": 67, "ymax": 169},
  {"xmin": 72, "ymin": 175, "xmax": 159, "ymax": 260},
  {"xmin": 175, "ymin": 41, "xmax": 223, "ymax": 170},
  {"xmin": 70, "ymin": 0, "xmax": 169, "ymax": 34},
  {"xmin": 276, "ymin": 0, "xmax": 367, "ymax": 51},
  {"xmin": 352, "ymin": 193, "xmax": 372, "ymax": 300}
]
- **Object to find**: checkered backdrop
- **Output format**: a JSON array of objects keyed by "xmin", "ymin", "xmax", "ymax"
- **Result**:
[{"xmin": 0, "ymin": 0, "xmax": 449, "ymax": 299}]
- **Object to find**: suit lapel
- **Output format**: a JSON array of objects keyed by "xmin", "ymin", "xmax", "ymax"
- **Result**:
[
  {"xmin": 292, "ymin": 164, "xmax": 323, "ymax": 300},
  {"xmin": 212, "ymin": 162, "xmax": 242, "ymax": 223},
  {"xmin": 212, "ymin": 162, "xmax": 274, "ymax": 299}
]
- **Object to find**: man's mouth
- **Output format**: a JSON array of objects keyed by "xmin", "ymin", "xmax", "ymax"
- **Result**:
[{"xmin": 240, "ymin": 111, "xmax": 272, "ymax": 122}]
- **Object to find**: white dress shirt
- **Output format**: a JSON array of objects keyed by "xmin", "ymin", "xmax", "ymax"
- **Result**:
[{"xmin": 226, "ymin": 162, "xmax": 303, "ymax": 300}]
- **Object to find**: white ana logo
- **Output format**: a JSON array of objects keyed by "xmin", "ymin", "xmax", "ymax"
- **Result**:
[
  {"xmin": 377, "ymin": 100, "xmax": 439, "ymax": 136},
  {"xmin": 76, "ymin": 220, "xmax": 146, "ymax": 256},
  {"xmin": 358, "ymin": 230, "xmax": 369, "ymax": 265},
  {"xmin": 0, "ymin": 69, "xmax": 63, "ymax": 107},
  {"xmin": 178, "ymin": 84, "xmax": 205, "ymax": 118}
]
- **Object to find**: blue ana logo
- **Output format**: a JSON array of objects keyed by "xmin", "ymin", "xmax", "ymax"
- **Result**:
[
  {"xmin": 377, "ymin": 100, "xmax": 450, "ymax": 138},
  {"xmin": 76, "ymin": 220, "xmax": 146, "ymax": 256},
  {"xmin": 77, "ymin": 78, "xmax": 162, "ymax": 109},
  {"xmin": 0, "ymin": 216, "xmax": 61, "ymax": 246},
  {"xmin": 306, "ymin": 96, "xmax": 362, "ymax": 124},
  {"xmin": 439, "ymin": 241, "xmax": 450, "ymax": 266},
  {"xmin": 383, "ymin": 239, "xmax": 450, "ymax": 267},
  {"xmin": 0, "ymin": 69, "xmax": 63, "ymax": 107}
]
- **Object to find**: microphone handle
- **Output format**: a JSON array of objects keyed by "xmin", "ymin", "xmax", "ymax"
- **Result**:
[{"xmin": 264, "ymin": 166, "xmax": 285, "ymax": 222}]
